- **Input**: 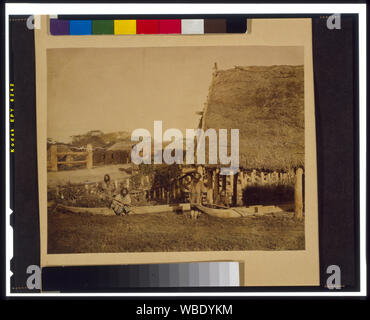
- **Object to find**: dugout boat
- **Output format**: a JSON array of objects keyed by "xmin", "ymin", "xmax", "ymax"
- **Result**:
[
  {"xmin": 55, "ymin": 203, "xmax": 191, "ymax": 216},
  {"xmin": 194, "ymin": 204, "xmax": 242, "ymax": 218}
]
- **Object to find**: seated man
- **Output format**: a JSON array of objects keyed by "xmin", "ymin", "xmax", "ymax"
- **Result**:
[
  {"xmin": 111, "ymin": 187, "xmax": 131, "ymax": 216},
  {"xmin": 215, "ymin": 190, "xmax": 228, "ymax": 207}
]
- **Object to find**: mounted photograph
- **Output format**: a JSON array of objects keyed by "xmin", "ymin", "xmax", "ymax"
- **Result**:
[{"xmin": 46, "ymin": 45, "xmax": 306, "ymax": 254}]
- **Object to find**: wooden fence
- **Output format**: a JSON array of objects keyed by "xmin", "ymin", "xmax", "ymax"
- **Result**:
[
  {"xmin": 48, "ymin": 144, "xmax": 93, "ymax": 172},
  {"xmin": 143, "ymin": 166, "xmax": 303, "ymax": 219}
]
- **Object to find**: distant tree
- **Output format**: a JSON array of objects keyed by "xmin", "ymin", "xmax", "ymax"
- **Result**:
[
  {"xmin": 47, "ymin": 137, "xmax": 62, "ymax": 147},
  {"xmin": 70, "ymin": 130, "xmax": 133, "ymax": 149},
  {"xmin": 71, "ymin": 130, "xmax": 106, "ymax": 148}
]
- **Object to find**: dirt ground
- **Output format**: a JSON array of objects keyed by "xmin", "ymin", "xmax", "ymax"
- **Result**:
[{"xmin": 48, "ymin": 210, "xmax": 305, "ymax": 253}]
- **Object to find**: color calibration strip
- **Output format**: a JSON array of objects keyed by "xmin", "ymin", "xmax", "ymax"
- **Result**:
[
  {"xmin": 50, "ymin": 18, "xmax": 247, "ymax": 35},
  {"xmin": 42, "ymin": 262, "xmax": 240, "ymax": 291}
]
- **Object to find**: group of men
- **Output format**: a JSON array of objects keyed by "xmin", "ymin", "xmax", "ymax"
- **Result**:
[
  {"xmin": 184, "ymin": 172, "xmax": 228, "ymax": 218},
  {"xmin": 100, "ymin": 171, "xmax": 227, "ymax": 218},
  {"xmin": 101, "ymin": 174, "xmax": 131, "ymax": 216}
]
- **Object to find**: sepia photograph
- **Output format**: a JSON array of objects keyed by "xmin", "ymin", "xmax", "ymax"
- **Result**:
[
  {"xmin": 5, "ymin": 2, "xmax": 363, "ymax": 297},
  {"xmin": 46, "ymin": 45, "xmax": 306, "ymax": 254}
]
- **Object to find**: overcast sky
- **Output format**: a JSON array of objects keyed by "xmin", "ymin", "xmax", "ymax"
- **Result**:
[{"xmin": 47, "ymin": 46, "xmax": 303, "ymax": 143}]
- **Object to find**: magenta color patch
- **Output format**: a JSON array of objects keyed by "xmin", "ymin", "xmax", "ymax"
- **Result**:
[
  {"xmin": 159, "ymin": 19, "xmax": 181, "ymax": 34},
  {"xmin": 50, "ymin": 19, "xmax": 70, "ymax": 35}
]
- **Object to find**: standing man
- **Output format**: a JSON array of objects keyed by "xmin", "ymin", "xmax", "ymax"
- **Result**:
[{"xmin": 189, "ymin": 172, "xmax": 208, "ymax": 219}]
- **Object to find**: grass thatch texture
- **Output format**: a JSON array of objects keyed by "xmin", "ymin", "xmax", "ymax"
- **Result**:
[{"xmin": 204, "ymin": 65, "xmax": 304, "ymax": 170}]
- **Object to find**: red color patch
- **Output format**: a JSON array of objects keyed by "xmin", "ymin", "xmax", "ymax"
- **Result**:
[
  {"xmin": 136, "ymin": 20, "xmax": 159, "ymax": 34},
  {"xmin": 159, "ymin": 19, "xmax": 181, "ymax": 34}
]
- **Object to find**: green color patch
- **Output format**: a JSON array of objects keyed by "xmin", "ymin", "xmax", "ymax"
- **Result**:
[{"xmin": 92, "ymin": 20, "xmax": 114, "ymax": 34}]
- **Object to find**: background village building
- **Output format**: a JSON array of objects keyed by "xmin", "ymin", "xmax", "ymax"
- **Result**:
[{"xmin": 94, "ymin": 141, "xmax": 132, "ymax": 165}]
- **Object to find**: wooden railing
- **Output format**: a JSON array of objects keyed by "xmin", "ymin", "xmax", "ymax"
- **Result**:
[{"xmin": 49, "ymin": 144, "xmax": 93, "ymax": 172}]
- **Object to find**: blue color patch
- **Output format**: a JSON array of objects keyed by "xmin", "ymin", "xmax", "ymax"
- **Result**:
[{"xmin": 69, "ymin": 20, "xmax": 92, "ymax": 35}]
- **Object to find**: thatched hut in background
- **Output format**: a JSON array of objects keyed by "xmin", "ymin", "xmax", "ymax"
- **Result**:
[
  {"xmin": 99, "ymin": 141, "xmax": 132, "ymax": 165},
  {"xmin": 198, "ymin": 64, "xmax": 304, "ymax": 218}
]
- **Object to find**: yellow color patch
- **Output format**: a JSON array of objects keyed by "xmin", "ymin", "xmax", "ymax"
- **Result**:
[{"xmin": 114, "ymin": 20, "xmax": 136, "ymax": 35}]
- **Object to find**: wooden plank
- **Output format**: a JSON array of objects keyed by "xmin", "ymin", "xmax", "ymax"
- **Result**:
[
  {"xmin": 56, "ymin": 152, "xmax": 88, "ymax": 156},
  {"xmin": 56, "ymin": 203, "xmax": 191, "ymax": 216},
  {"xmin": 57, "ymin": 160, "xmax": 87, "ymax": 164}
]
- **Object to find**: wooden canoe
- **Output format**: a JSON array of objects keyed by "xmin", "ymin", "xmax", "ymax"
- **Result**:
[
  {"xmin": 55, "ymin": 203, "xmax": 190, "ymax": 216},
  {"xmin": 194, "ymin": 204, "xmax": 242, "ymax": 218}
]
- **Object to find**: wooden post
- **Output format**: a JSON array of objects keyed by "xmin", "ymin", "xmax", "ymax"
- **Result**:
[
  {"xmin": 221, "ymin": 174, "xmax": 227, "ymax": 192},
  {"xmin": 172, "ymin": 183, "xmax": 176, "ymax": 201},
  {"xmin": 140, "ymin": 176, "xmax": 145, "ymax": 187},
  {"xmin": 239, "ymin": 171, "xmax": 246, "ymax": 189},
  {"xmin": 167, "ymin": 190, "xmax": 170, "ymax": 204},
  {"xmin": 207, "ymin": 169, "xmax": 213, "ymax": 203},
  {"xmin": 294, "ymin": 167, "xmax": 304, "ymax": 220},
  {"xmin": 289, "ymin": 168, "xmax": 295, "ymax": 184},
  {"xmin": 213, "ymin": 169, "xmax": 220, "ymax": 204},
  {"xmin": 50, "ymin": 145, "xmax": 58, "ymax": 172},
  {"xmin": 267, "ymin": 173, "xmax": 271, "ymax": 184},
  {"xmin": 65, "ymin": 154, "xmax": 72, "ymax": 168},
  {"xmin": 86, "ymin": 144, "xmax": 93, "ymax": 169},
  {"xmin": 260, "ymin": 172, "xmax": 265, "ymax": 185},
  {"xmin": 251, "ymin": 170, "xmax": 256, "ymax": 184},
  {"xmin": 197, "ymin": 165, "xmax": 203, "ymax": 177},
  {"xmin": 283, "ymin": 172, "xmax": 289, "ymax": 183},
  {"xmin": 237, "ymin": 170, "xmax": 244, "ymax": 206},
  {"xmin": 232, "ymin": 172, "xmax": 238, "ymax": 206},
  {"xmin": 272, "ymin": 171, "xmax": 278, "ymax": 184},
  {"xmin": 176, "ymin": 180, "xmax": 181, "ymax": 199}
]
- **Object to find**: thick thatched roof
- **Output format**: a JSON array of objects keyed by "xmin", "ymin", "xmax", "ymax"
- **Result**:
[{"xmin": 202, "ymin": 65, "xmax": 304, "ymax": 171}]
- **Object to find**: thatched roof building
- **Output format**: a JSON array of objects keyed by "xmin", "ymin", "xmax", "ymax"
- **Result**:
[
  {"xmin": 201, "ymin": 65, "xmax": 304, "ymax": 171},
  {"xmin": 93, "ymin": 140, "xmax": 132, "ymax": 165},
  {"xmin": 107, "ymin": 141, "xmax": 134, "ymax": 151}
]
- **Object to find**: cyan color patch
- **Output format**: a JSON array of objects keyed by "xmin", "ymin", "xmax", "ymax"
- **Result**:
[{"xmin": 69, "ymin": 20, "xmax": 92, "ymax": 35}]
